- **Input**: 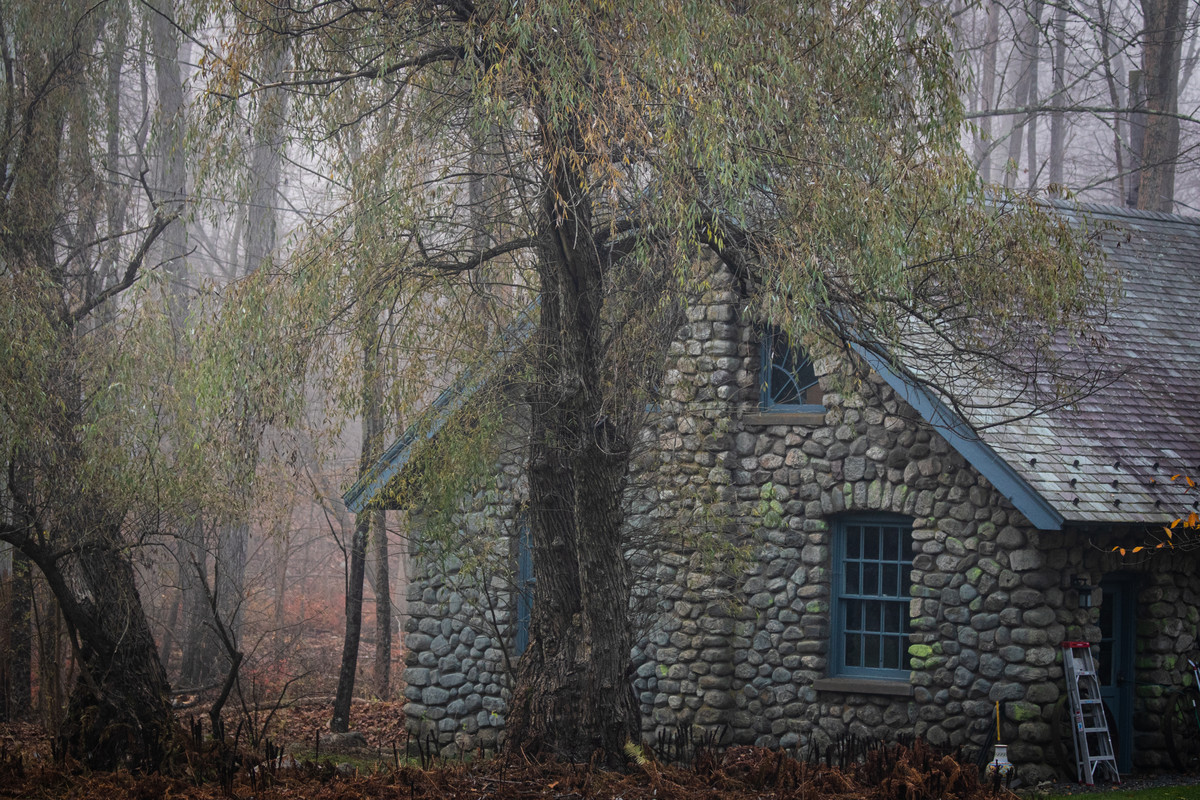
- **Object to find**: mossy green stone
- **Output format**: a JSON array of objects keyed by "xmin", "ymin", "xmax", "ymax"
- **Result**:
[
  {"xmin": 1150, "ymin": 602, "xmax": 1175, "ymax": 618},
  {"xmin": 1010, "ymin": 701, "xmax": 1041, "ymax": 723}
]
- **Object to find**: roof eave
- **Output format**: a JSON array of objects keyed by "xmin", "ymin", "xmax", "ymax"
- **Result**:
[{"xmin": 851, "ymin": 344, "xmax": 1066, "ymax": 532}]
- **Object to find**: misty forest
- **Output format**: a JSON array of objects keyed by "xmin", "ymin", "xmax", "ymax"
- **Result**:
[{"xmin": 0, "ymin": 0, "xmax": 1198, "ymax": 797}]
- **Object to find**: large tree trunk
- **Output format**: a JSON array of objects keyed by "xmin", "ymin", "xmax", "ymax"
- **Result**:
[
  {"xmin": 272, "ymin": 533, "xmax": 291, "ymax": 656},
  {"xmin": 6, "ymin": 347, "xmax": 175, "ymax": 769},
  {"xmin": 1024, "ymin": 0, "xmax": 1042, "ymax": 191},
  {"xmin": 505, "ymin": 167, "xmax": 638, "ymax": 762},
  {"xmin": 331, "ymin": 515, "xmax": 367, "ymax": 732},
  {"xmin": 1048, "ymin": 2, "xmax": 1067, "ymax": 187},
  {"xmin": 21, "ymin": 525, "xmax": 173, "ymax": 769},
  {"xmin": 214, "ymin": 520, "xmax": 249, "ymax": 656},
  {"xmin": 371, "ymin": 506, "xmax": 390, "ymax": 697},
  {"xmin": 1096, "ymin": 0, "xmax": 1128, "ymax": 203},
  {"xmin": 1, "ymin": 545, "xmax": 32, "ymax": 721},
  {"xmin": 1137, "ymin": 0, "xmax": 1187, "ymax": 213},
  {"xmin": 207, "ymin": 17, "xmax": 290, "ymax": 665},
  {"xmin": 1003, "ymin": 1, "xmax": 1042, "ymax": 189},
  {"xmin": 332, "ymin": 341, "xmax": 383, "ymax": 730},
  {"xmin": 975, "ymin": 1, "xmax": 1000, "ymax": 184},
  {"xmin": 149, "ymin": 0, "xmax": 189, "ymax": 343},
  {"xmin": 0, "ymin": 0, "xmax": 175, "ymax": 769},
  {"xmin": 178, "ymin": 533, "xmax": 221, "ymax": 687},
  {"xmin": 363, "ymin": 332, "xmax": 390, "ymax": 697}
]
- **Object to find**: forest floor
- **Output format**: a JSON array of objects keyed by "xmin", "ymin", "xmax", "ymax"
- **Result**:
[
  {"xmin": 1, "ymin": 705, "xmax": 1196, "ymax": 800},
  {"xmin": 0, "ymin": 705, "xmax": 1013, "ymax": 800}
]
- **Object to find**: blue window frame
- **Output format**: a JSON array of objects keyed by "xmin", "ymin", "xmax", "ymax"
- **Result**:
[
  {"xmin": 760, "ymin": 326, "xmax": 823, "ymax": 411},
  {"xmin": 831, "ymin": 515, "xmax": 913, "ymax": 679},
  {"xmin": 514, "ymin": 515, "xmax": 534, "ymax": 656}
]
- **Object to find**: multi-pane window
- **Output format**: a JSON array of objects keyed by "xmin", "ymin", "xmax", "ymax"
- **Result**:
[
  {"xmin": 760, "ymin": 326, "xmax": 823, "ymax": 410},
  {"xmin": 832, "ymin": 516, "xmax": 913, "ymax": 678}
]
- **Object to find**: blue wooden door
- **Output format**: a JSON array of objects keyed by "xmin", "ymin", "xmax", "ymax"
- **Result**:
[
  {"xmin": 515, "ymin": 516, "xmax": 534, "ymax": 656},
  {"xmin": 1099, "ymin": 575, "xmax": 1137, "ymax": 773}
]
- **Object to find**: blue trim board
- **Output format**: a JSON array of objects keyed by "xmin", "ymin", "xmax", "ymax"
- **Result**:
[
  {"xmin": 342, "ymin": 379, "xmax": 474, "ymax": 513},
  {"xmin": 345, "ymin": 299, "xmax": 1065, "ymax": 529},
  {"xmin": 850, "ymin": 344, "xmax": 1065, "ymax": 532},
  {"xmin": 342, "ymin": 304, "xmax": 537, "ymax": 513}
]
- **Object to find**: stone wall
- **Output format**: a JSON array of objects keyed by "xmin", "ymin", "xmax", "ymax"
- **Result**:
[
  {"xmin": 401, "ymin": 418, "xmax": 528, "ymax": 755},
  {"xmin": 1047, "ymin": 531, "xmax": 1200, "ymax": 771},
  {"xmin": 623, "ymin": 265, "xmax": 1023, "ymax": 759},
  {"xmin": 1128, "ymin": 558, "xmax": 1200, "ymax": 769},
  {"xmin": 398, "ymin": 264, "xmax": 1200, "ymax": 781}
]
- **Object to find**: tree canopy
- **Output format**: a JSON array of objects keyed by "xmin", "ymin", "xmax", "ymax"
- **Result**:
[
  {"xmin": 201, "ymin": 0, "xmax": 1113, "ymax": 760},
  {"xmin": 0, "ymin": 0, "xmax": 1129, "ymax": 768}
]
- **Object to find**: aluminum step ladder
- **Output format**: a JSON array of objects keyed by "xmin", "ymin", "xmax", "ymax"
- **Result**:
[{"xmin": 1061, "ymin": 641, "xmax": 1121, "ymax": 785}]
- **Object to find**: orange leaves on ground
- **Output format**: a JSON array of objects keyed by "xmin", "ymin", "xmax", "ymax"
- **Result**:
[{"xmin": 0, "ymin": 732, "xmax": 1013, "ymax": 800}]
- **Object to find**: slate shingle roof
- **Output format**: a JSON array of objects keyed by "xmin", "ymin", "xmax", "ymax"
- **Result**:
[
  {"xmin": 970, "ymin": 202, "xmax": 1200, "ymax": 525},
  {"xmin": 346, "ymin": 205, "xmax": 1200, "ymax": 529}
]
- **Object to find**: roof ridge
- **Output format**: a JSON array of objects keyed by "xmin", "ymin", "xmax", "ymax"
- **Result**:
[{"xmin": 1046, "ymin": 197, "xmax": 1200, "ymax": 226}]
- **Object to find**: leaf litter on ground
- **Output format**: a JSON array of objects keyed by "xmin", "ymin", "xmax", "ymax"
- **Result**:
[{"xmin": 0, "ymin": 718, "xmax": 1020, "ymax": 800}]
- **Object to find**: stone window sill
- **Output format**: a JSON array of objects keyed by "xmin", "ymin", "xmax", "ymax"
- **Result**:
[
  {"xmin": 740, "ymin": 410, "xmax": 826, "ymax": 426},
  {"xmin": 812, "ymin": 677, "xmax": 914, "ymax": 697}
]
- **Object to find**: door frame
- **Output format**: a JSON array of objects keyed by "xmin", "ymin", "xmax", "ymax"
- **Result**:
[{"xmin": 1099, "ymin": 573, "xmax": 1138, "ymax": 773}]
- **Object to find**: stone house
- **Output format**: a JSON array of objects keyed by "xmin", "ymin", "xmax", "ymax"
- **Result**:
[{"xmin": 344, "ymin": 202, "xmax": 1200, "ymax": 783}]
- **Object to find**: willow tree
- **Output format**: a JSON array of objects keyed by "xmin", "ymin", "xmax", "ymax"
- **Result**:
[
  {"xmin": 214, "ymin": 0, "xmax": 1109, "ymax": 761},
  {"xmin": 0, "ymin": 0, "xmax": 314, "ymax": 768},
  {"xmin": 0, "ymin": 0, "xmax": 182, "ymax": 767}
]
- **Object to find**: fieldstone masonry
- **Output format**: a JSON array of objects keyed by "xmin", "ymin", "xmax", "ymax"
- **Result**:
[
  {"xmin": 401, "ymin": 263, "xmax": 1200, "ymax": 782},
  {"xmin": 402, "ymin": 433, "xmax": 529, "ymax": 754}
]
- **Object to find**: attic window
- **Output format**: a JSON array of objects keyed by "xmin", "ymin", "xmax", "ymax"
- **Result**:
[{"xmin": 760, "ymin": 325, "xmax": 824, "ymax": 411}]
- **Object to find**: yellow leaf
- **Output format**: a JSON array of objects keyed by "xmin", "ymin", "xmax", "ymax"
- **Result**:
[{"xmin": 1132, "ymin": 546, "xmax": 1144, "ymax": 553}]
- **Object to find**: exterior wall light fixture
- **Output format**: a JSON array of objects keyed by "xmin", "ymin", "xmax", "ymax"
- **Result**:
[{"xmin": 1070, "ymin": 575, "xmax": 1094, "ymax": 608}]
